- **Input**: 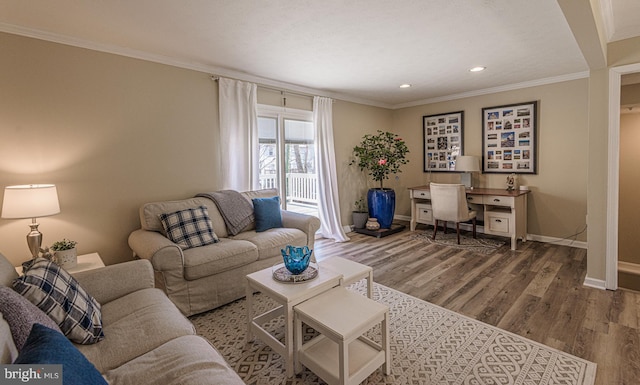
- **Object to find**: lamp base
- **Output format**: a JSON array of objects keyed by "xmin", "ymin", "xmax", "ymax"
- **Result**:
[
  {"xmin": 26, "ymin": 220, "xmax": 42, "ymax": 259},
  {"xmin": 460, "ymin": 173, "xmax": 473, "ymax": 189}
]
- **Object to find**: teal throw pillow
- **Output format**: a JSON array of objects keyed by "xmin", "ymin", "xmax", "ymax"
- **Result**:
[
  {"xmin": 14, "ymin": 323, "xmax": 107, "ymax": 385},
  {"xmin": 252, "ymin": 196, "xmax": 283, "ymax": 232}
]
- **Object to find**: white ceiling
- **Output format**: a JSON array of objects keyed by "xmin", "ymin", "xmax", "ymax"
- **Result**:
[{"xmin": 0, "ymin": 0, "xmax": 637, "ymax": 108}]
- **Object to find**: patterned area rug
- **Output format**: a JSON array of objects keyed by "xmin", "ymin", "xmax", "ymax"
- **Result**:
[
  {"xmin": 410, "ymin": 231, "xmax": 505, "ymax": 255},
  {"xmin": 191, "ymin": 281, "xmax": 596, "ymax": 385}
]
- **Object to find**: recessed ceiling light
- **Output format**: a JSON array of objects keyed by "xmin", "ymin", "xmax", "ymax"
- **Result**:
[
  {"xmin": 469, "ymin": 66, "xmax": 486, "ymax": 72},
  {"xmin": 399, "ymin": 84, "xmax": 412, "ymax": 88}
]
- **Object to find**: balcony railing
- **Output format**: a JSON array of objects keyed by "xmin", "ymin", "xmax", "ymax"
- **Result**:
[{"xmin": 259, "ymin": 173, "xmax": 318, "ymax": 206}]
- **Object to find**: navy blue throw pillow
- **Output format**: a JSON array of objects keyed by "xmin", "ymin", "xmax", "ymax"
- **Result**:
[
  {"xmin": 252, "ymin": 196, "xmax": 283, "ymax": 232},
  {"xmin": 14, "ymin": 323, "xmax": 107, "ymax": 385}
]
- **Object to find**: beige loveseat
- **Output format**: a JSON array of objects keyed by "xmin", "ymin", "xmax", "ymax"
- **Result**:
[
  {"xmin": 128, "ymin": 188, "xmax": 321, "ymax": 316},
  {"xmin": 0, "ymin": 253, "xmax": 244, "ymax": 385}
]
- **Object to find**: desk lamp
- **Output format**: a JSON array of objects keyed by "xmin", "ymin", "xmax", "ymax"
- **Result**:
[
  {"xmin": 455, "ymin": 156, "xmax": 480, "ymax": 189},
  {"xmin": 1, "ymin": 184, "xmax": 60, "ymax": 259}
]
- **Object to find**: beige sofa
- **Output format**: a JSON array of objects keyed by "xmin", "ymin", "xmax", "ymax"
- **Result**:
[
  {"xmin": 0, "ymin": 253, "xmax": 245, "ymax": 385},
  {"xmin": 128, "ymin": 188, "xmax": 321, "ymax": 316}
]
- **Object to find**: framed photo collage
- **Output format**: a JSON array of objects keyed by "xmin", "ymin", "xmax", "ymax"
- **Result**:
[
  {"xmin": 422, "ymin": 111, "xmax": 463, "ymax": 172},
  {"xmin": 422, "ymin": 102, "xmax": 537, "ymax": 175},
  {"xmin": 481, "ymin": 101, "xmax": 537, "ymax": 174}
]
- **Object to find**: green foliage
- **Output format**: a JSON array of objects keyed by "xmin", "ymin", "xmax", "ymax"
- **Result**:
[
  {"xmin": 50, "ymin": 238, "xmax": 77, "ymax": 251},
  {"xmin": 354, "ymin": 197, "xmax": 367, "ymax": 212},
  {"xmin": 350, "ymin": 130, "xmax": 409, "ymax": 189}
]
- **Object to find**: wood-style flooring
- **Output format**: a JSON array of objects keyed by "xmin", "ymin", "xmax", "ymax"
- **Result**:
[{"xmin": 314, "ymin": 224, "xmax": 640, "ymax": 385}]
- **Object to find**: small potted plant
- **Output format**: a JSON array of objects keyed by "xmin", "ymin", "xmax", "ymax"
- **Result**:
[
  {"xmin": 50, "ymin": 238, "xmax": 78, "ymax": 269},
  {"xmin": 352, "ymin": 197, "xmax": 368, "ymax": 229}
]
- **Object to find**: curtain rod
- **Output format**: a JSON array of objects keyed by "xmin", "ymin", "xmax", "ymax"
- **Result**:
[{"xmin": 210, "ymin": 75, "xmax": 319, "ymax": 100}]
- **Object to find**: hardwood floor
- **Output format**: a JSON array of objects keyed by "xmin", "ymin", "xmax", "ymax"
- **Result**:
[{"xmin": 314, "ymin": 224, "xmax": 640, "ymax": 385}]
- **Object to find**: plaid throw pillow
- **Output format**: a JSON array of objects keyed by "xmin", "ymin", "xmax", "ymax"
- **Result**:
[
  {"xmin": 159, "ymin": 206, "xmax": 219, "ymax": 249},
  {"xmin": 12, "ymin": 258, "xmax": 104, "ymax": 344}
]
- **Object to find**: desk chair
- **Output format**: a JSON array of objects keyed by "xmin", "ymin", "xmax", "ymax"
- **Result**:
[{"xmin": 429, "ymin": 183, "xmax": 477, "ymax": 244}]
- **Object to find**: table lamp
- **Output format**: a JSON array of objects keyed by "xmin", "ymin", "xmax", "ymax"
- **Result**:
[
  {"xmin": 1, "ymin": 184, "xmax": 61, "ymax": 259},
  {"xmin": 455, "ymin": 156, "xmax": 480, "ymax": 189}
]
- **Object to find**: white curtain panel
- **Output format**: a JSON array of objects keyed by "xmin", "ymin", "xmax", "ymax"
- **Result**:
[
  {"xmin": 218, "ymin": 77, "xmax": 259, "ymax": 191},
  {"xmin": 313, "ymin": 96, "xmax": 349, "ymax": 242}
]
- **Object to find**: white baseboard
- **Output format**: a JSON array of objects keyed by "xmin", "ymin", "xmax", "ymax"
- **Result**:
[
  {"xmin": 583, "ymin": 276, "xmax": 607, "ymax": 290},
  {"xmin": 525, "ymin": 234, "xmax": 587, "ymax": 249}
]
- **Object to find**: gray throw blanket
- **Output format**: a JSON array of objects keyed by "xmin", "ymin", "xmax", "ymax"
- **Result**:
[{"xmin": 196, "ymin": 190, "xmax": 254, "ymax": 236}]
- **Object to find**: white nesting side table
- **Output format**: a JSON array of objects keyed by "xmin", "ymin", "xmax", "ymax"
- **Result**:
[
  {"xmin": 319, "ymin": 256, "xmax": 373, "ymax": 298},
  {"xmin": 245, "ymin": 265, "xmax": 342, "ymax": 378},
  {"xmin": 294, "ymin": 287, "xmax": 391, "ymax": 385}
]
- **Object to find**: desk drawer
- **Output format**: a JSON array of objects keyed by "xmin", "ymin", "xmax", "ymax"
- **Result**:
[
  {"xmin": 483, "ymin": 195, "xmax": 514, "ymax": 207},
  {"xmin": 466, "ymin": 194, "xmax": 483, "ymax": 204},
  {"xmin": 412, "ymin": 189, "xmax": 430, "ymax": 199},
  {"xmin": 416, "ymin": 203, "xmax": 433, "ymax": 222},
  {"xmin": 485, "ymin": 208, "xmax": 512, "ymax": 234},
  {"xmin": 486, "ymin": 215, "xmax": 510, "ymax": 234}
]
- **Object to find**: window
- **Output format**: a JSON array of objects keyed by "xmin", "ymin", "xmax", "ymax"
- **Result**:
[{"xmin": 257, "ymin": 106, "xmax": 317, "ymax": 216}]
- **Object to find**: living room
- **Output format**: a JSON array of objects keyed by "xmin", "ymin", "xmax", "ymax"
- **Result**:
[
  {"xmin": 0, "ymin": 1, "xmax": 639, "ymax": 384},
  {"xmin": 3, "ymin": 2, "xmax": 634, "ymax": 285}
]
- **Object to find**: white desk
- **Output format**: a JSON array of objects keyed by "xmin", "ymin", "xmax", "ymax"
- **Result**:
[
  {"xmin": 409, "ymin": 186, "xmax": 530, "ymax": 250},
  {"xmin": 15, "ymin": 252, "xmax": 104, "ymax": 275}
]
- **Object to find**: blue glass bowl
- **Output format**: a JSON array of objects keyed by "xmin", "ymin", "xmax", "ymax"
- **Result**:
[{"xmin": 281, "ymin": 245, "xmax": 312, "ymax": 275}]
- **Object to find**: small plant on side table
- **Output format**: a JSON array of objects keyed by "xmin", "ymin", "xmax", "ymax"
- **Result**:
[
  {"xmin": 50, "ymin": 238, "xmax": 77, "ymax": 251},
  {"xmin": 50, "ymin": 238, "xmax": 78, "ymax": 269}
]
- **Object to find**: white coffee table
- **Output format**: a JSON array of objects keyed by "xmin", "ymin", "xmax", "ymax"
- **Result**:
[
  {"xmin": 319, "ymin": 256, "xmax": 373, "ymax": 298},
  {"xmin": 245, "ymin": 264, "xmax": 342, "ymax": 377},
  {"xmin": 294, "ymin": 287, "xmax": 391, "ymax": 385}
]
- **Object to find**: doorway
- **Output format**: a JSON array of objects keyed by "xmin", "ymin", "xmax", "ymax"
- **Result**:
[{"xmin": 606, "ymin": 63, "xmax": 640, "ymax": 290}]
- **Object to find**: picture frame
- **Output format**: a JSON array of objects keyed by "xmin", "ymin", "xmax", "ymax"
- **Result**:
[
  {"xmin": 423, "ymin": 111, "xmax": 464, "ymax": 172},
  {"xmin": 481, "ymin": 101, "xmax": 537, "ymax": 174}
]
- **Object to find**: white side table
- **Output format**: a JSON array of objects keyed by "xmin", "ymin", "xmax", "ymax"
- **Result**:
[
  {"xmin": 245, "ymin": 264, "xmax": 342, "ymax": 378},
  {"xmin": 319, "ymin": 256, "xmax": 374, "ymax": 298},
  {"xmin": 294, "ymin": 287, "xmax": 391, "ymax": 385},
  {"xmin": 15, "ymin": 252, "xmax": 105, "ymax": 275}
]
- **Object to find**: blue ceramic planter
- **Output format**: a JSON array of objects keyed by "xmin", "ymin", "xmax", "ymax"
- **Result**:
[
  {"xmin": 367, "ymin": 188, "xmax": 395, "ymax": 229},
  {"xmin": 281, "ymin": 245, "xmax": 312, "ymax": 275}
]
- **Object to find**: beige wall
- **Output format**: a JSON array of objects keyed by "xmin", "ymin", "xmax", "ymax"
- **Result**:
[
  {"xmin": 618, "ymin": 112, "xmax": 640, "ymax": 264},
  {"xmin": 621, "ymin": 83, "xmax": 640, "ymax": 106},
  {"xmin": 0, "ymin": 32, "xmax": 221, "ymax": 266},
  {"xmin": 332, "ymin": 101, "xmax": 393, "ymax": 225},
  {"xmin": 392, "ymin": 79, "xmax": 589, "ymax": 241},
  {"xmin": 608, "ymin": 37, "xmax": 640, "ymax": 68}
]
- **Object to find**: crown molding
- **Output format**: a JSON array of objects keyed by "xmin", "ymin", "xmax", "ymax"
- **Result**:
[
  {"xmin": 0, "ymin": 22, "xmax": 391, "ymax": 109},
  {"xmin": 0, "ymin": 22, "xmax": 588, "ymax": 111},
  {"xmin": 391, "ymin": 71, "xmax": 590, "ymax": 109}
]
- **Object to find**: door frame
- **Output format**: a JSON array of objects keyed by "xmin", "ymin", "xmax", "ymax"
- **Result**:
[{"xmin": 606, "ymin": 63, "xmax": 640, "ymax": 290}]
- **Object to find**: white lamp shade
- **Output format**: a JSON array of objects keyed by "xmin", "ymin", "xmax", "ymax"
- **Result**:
[
  {"xmin": 455, "ymin": 156, "xmax": 481, "ymax": 172},
  {"xmin": 1, "ymin": 184, "xmax": 60, "ymax": 219}
]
